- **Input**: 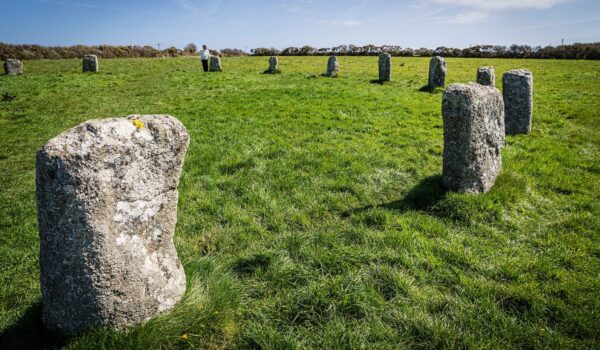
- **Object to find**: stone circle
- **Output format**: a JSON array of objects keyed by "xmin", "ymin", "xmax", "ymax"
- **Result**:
[
  {"xmin": 83, "ymin": 54, "xmax": 98, "ymax": 72},
  {"xmin": 503, "ymin": 69, "xmax": 533, "ymax": 135},
  {"xmin": 379, "ymin": 53, "xmax": 391, "ymax": 82},
  {"xmin": 442, "ymin": 83, "xmax": 505, "ymax": 194},
  {"xmin": 476, "ymin": 66, "xmax": 495, "ymax": 87},
  {"xmin": 4, "ymin": 59, "xmax": 23, "ymax": 75},
  {"xmin": 36, "ymin": 115, "xmax": 189, "ymax": 334},
  {"xmin": 428, "ymin": 56, "xmax": 447, "ymax": 88}
]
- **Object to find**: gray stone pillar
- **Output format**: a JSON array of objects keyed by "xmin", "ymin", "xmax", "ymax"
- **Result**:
[
  {"xmin": 378, "ymin": 53, "xmax": 391, "ymax": 82},
  {"xmin": 267, "ymin": 56, "xmax": 278, "ymax": 73},
  {"xmin": 209, "ymin": 56, "xmax": 223, "ymax": 72},
  {"xmin": 36, "ymin": 115, "xmax": 189, "ymax": 334},
  {"xmin": 428, "ymin": 56, "xmax": 447, "ymax": 88},
  {"xmin": 476, "ymin": 66, "xmax": 495, "ymax": 87},
  {"xmin": 442, "ymin": 83, "xmax": 505, "ymax": 194},
  {"xmin": 503, "ymin": 69, "xmax": 533, "ymax": 135},
  {"xmin": 325, "ymin": 56, "xmax": 339, "ymax": 77},
  {"xmin": 82, "ymin": 54, "xmax": 98, "ymax": 72},
  {"xmin": 4, "ymin": 59, "xmax": 23, "ymax": 75}
]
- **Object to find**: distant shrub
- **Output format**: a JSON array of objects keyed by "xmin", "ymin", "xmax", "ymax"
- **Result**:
[{"xmin": 1, "ymin": 42, "xmax": 598, "ymax": 60}]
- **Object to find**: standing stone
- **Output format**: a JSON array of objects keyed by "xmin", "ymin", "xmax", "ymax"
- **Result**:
[
  {"xmin": 428, "ymin": 56, "xmax": 447, "ymax": 88},
  {"xmin": 442, "ymin": 83, "xmax": 504, "ymax": 194},
  {"xmin": 82, "ymin": 54, "xmax": 98, "ymax": 72},
  {"xmin": 378, "ymin": 53, "xmax": 391, "ymax": 82},
  {"xmin": 36, "ymin": 115, "xmax": 189, "ymax": 334},
  {"xmin": 325, "ymin": 55, "xmax": 339, "ymax": 77},
  {"xmin": 4, "ymin": 59, "xmax": 23, "ymax": 75},
  {"xmin": 476, "ymin": 66, "xmax": 495, "ymax": 87},
  {"xmin": 267, "ymin": 56, "xmax": 278, "ymax": 73},
  {"xmin": 503, "ymin": 69, "xmax": 533, "ymax": 135},
  {"xmin": 209, "ymin": 56, "xmax": 222, "ymax": 72}
]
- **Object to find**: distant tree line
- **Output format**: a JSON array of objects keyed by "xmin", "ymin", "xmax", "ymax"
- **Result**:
[
  {"xmin": 2, "ymin": 42, "xmax": 599, "ymax": 60},
  {"xmin": 251, "ymin": 43, "xmax": 600, "ymax": 59}
]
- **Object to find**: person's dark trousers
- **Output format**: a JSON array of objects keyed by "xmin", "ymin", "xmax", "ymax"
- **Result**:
[{"xmin": 202, "ymin": 59, "xmax": 209, "ymax": 72}]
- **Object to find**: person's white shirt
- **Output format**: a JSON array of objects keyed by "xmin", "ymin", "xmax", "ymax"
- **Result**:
[{"xmin": 200, "ymin": 48, "xmax": 210, "ymax": 60}]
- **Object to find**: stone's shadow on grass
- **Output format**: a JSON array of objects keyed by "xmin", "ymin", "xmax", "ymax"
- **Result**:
[
  {"xmin": 0, "ymin": 303, "xmax": 66, "ymax": 350},
  {"xmin": 369, "ymin": 79, "xmax": 386, "ymax": 85},
  {"xmin": 418, "ymin": 85, "xmax": 444, "ymax": 94},
  {"xmin": 343, "ymin": 175, "xmax": 447, "ymax": 217}
]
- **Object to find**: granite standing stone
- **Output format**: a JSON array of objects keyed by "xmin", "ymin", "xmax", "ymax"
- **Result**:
[
  {"xmin": 428, "ymin": 56, "xmax": 447, "ymax": 88},
  {"xmin": 378, "ymin": 53, "xmax": 391, "ymax": 82},
  {"xmin": 503, "ymin": 69, "xmax": 533, "ymax": 135},
  {"xmin": 325, "ymin": 55, "xmax": 339, "ymax": 77},
  {"xmin": 442, "ymin": 83, "xmax": 505, "ymax": 194},
  {"xmin": 209, "ymin": 56, "xmax": 222, "ymax": 72},
  {"xmin": 83, "ymin": 54, "xmax": 98, "ymax": 72},
  {"xmin": 476, "ymin": 66, "xmax": 495, "ymax": 87},
  {"xmin": 36, "ymin": 115, "xmax": 189, "ymax": 334},
  {"xmin": 267, "ymin": 56, "xmax": 278, "ymax": 73},
  {"xmin": 4, "ymin": 59, "xmax": 23, "ymax": 75}
]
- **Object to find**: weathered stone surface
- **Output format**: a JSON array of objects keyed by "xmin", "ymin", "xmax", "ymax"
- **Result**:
[
  {"xmin": 267, "ymin": 56, "xmax": 278, "ymax": 73},
  {"xmin": 83, "ymin": 54, "xmax": 98, "ymax": 72},
  {"xmin": 476, "ymin": 66, "xmax": 495, "ymax": 87},
  {"xmin": 442, "ymin": 83, "xmax": 504, "ymax": 194},
  {"xmin": 428, "ymin": 56, "xmax": 447, "ymax": 88},
  {"xmin": 503, "ymin": 69, "xmax": 533, "ymax": 135},
  {"xmin": 209, "ymin": 56, "xmax": 222, "ymax": 72},
  {"xmin": 378, "ymin": 53, "xmax": 391, "ymax": 82},
  {"xmin": 325, "ymin": 55, "xmax": 339, "ymax": 77},
  {"xmin": 36, "ymin": 115, "xmax": 189, "ymax": 334},
  {"xmin": 4, "ymin": 59, "xmax": 23, "ymax": 75}
]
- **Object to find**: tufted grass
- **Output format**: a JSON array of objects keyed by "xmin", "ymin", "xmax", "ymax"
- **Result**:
[{"xmin": 0, "ymin": 56, "xmax": 599, "ymax": 349}]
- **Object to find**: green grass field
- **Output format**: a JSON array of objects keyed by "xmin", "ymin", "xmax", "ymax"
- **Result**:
[{"xmin": 1, "ymin": 56, "xmax": 599, "ymax": 349}]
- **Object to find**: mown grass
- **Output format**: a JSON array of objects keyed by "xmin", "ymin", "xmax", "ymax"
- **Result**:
[{"xmin": 0, "ymin": 56, "xmax": 599, "ymax": 349}]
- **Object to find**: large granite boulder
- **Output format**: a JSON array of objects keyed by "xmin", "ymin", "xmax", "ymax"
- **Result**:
[
  {"xmin": 325, "ymin": 56, "xmax": 339, "ymax": 77},
  {"xmin": 442, "ymin": 83, "xmax": 504, "ymax": 194},
  {"xmin": 503, "ymin": 69, "xmax": 533, "ymax": 135},
  {"xmin": 36, "ymin": 115, "xmax": 189, "ymax": 334},
  {"xmin": 209, "ymin": 56, "xmax": 222, "ymax": 72},
  {"xmin": 378, "ymin": 53, "xmax": 391, "ymax": 82},
  {"xmin": 4, "ymin": 59, "xmax": 23, "ymax": 75},
  {"xmin": 476, "ymin": 66, "xmax": 495, "ymax": 87},
  {"xmin": 428, "ymin": 56, "xmax": 447, "ymax": 88},
  {"xmin": 83, "ymin": 54, "xmax": 98, "ymax": 72}
]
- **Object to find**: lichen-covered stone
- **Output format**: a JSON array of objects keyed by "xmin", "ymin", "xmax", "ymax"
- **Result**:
[
  {"xmin": 325, "ymin": 56, "xmax": 339, "ymax": 77},
  {"xmin": 476, "ymin": 66, "xmax": 495, "ymax": 87},
  {"xmin": 503, "ymin": 69, "xmax": 533, "ymax": 135},
  {"xmin": 267, "ymin": 56, "xmax": 278, "ymax": 73},
  {"xmin": 442, "ymin": 83, "xmax": 504, "ymax": 194},
  {"xmin": 36, "ymin": 115, "xmax": 189, "ymax": 334},
  {"xmin": 83, "ymin": 54, "xmax": 98, "ymax": 72},
  {"xmin": 4, "ymin": 59, "xmax": 23, "ymax": 75},
  {"xmin": 378, "ymin": 53, "xmax": 391, "ymax": 82},
  {"xmin": 428, "ymin": 56, "xmax": 447, "ymax": 88},
  {"xmin": 209, "ymin": 56, "xmax": 222, "ymax": 72}
]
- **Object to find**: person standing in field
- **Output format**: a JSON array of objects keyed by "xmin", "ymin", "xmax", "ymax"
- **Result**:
[{"xmin": 200, "ymin": 45, "xmax": 210, "ymax": 72}]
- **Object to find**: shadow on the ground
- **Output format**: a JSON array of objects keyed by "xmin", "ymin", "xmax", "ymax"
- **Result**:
[
  {"xmin": 369, "ymin": 79, "xmax": 387, "ymax": 85},
  {"xmin": 0, "ymin": 303, "xmax": 66, "ymax": 350},
  {"xmin": 418, "ymin": 85, "xmax": 444, "ymax": 94},
  {"xmin": 342, "ymin": 175, "xmax": 448, "ymax": 217}
]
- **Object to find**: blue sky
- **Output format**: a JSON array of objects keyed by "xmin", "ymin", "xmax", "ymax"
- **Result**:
[{"xmin": 1, "ymin": 0, "xmax": 599, "ymax": 50}]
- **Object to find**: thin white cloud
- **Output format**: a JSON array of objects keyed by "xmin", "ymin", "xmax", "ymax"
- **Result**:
[
  {"xmin": 171, "ymin": 0, "xmax": 222, "ymax": 17},
  {"xmin": 431, "ymin": 0, "xmax": 573, "ymax": 10},
  {"xmin": 277, "ymin": 0, "xmax": 316, "ymax": 14},
  {"xmin": 448, "ymin": 10, "xmax": 489, "ymax": 24},
  {"xmin": 36, "ymin": 0, "xmax": 124, "ymax": 11},
  {"xmin": 320, "ymin": 20, "xmax": 362, "ymax": 27},
  {"xmin": 428, "ymin": 0, "xmax": 574, "ymax": 24}
]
